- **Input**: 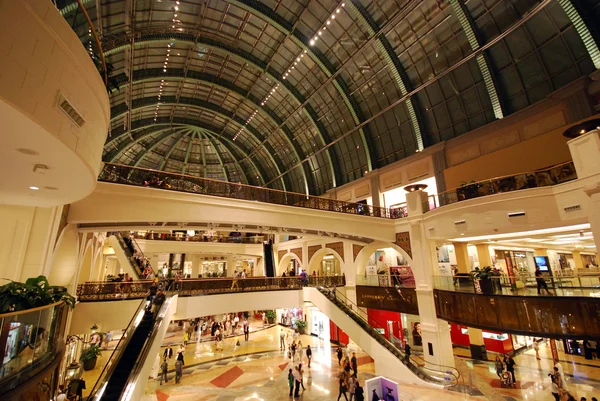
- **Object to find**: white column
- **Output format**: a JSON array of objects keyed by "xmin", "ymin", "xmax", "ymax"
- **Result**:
[
  {"xmin": 406, "ymin": 190, "xmax": 455, "ymax": 368},
  {"xmin": 569, "ymin": 130, "xmax": 600, "ymax": 250}
]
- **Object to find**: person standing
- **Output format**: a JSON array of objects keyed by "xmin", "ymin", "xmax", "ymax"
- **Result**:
[
  {"xmin": 244, "ymin": 321, "xmax": 250, "ymax": 342},
  {"xmin": 351, "ymin": 352, "xmax": 358, "ymax": 375},
  {"xmin": 505, "ymin": 354, "xmax": 516, "ymax": 384},
  {"xmin": 337, "ymin": 371, "xmax": 349, "ymax": 401},
  {"xmin": 348, "ymin": 374, "xmax": 358, "ymax": 401},
  {"xmin": 288, "ymin": 368, "xmax": 295, "ymax": 397},
  {"xmin": 293, "ymin": 365, "xmax": 302, "ymax": 398},
  {"xmin": 403, "ymin": 340, "xmax": 411, "ymax": 363},
  {"xmin": 175, "ymin": 358, "xmax": 183, "ymax": 384},
  {"xmin": 298, "ymin": 363, "xmax": 306, "ymax": 390},
  {"xmin": 550, "ymin": 366, "xmax": 564, "ymax": 401},
  {"xmin": 337, "ymin": 346, "xmax": 343, "ymax": 366},
  {"xmin": 354, "ymin": 379, "xmax": 365, "ymax": 401},
  {"xmin": 535, "ymin": 266, "xmax": 551, "ymax": 295},
  {"xmin": 183, "ymin": 331, "xmax": 189, "ymax": 346},
  {"xmin": 554, "ymin": 359, "xmax": 568, "ymax": 392},
  {"xmin": 533, "ymin": 340, "xmax": 541, "ymax": 360},
  {"xmin": 159, "ymin": 358, "xmax": 168, "ymax": 385},
  {"xmin": 306, "ymin": 345, "xmax": 312, "ymax": 367},
  {"xmin": 280, "ymin": 329, "xmax": 286, "ymax": 350},
  {"xmin": 495, "ymin": 356, "xmax": 504, "ymax": 378},
  {"xmin": 163, "ymin": 345, "xmax": 173, "ymax": 360}
]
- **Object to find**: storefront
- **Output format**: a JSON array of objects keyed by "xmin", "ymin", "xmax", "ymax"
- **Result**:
[
  {"xmin": 491, "ymin": 248, "xmax": 536, "ymax": 277},
  {"xmin": 320, "ymin": 254, "xmax": 340, "ymax": 276},
  {"xmin": 511, "ymin": 334, "xmax": 538, "ymax": 352},
  {"xmin": 450, "ymin": 324, "xmax": 513, "ymax": 354},
  {"xmin": 234, "ymin": 259, "xmax": 256, "ymax": 276},
  {"xmin": 201, "ymin": 260, "xmax": 227, "ymax": 277},
  {"xmin": 581, "ymin": 253, "xmax": 598, "ymax": 268},
  {"xmin": 277, "ymin": 307, "xmax": 304, "ymax": 328},
  {"xmin": 308, "ymin": 308, "xmax": 330, "ymax": 340}
]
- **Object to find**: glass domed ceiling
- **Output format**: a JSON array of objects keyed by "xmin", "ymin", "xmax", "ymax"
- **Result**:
[{"xmin": 59, "ymin": 0, "xmax": 600, "ymax": 195}]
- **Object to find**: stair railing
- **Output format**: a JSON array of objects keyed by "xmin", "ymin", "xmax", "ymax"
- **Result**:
[
  {"xmin": 86, "ymin": 297, "xmax": 150, "ymax": 400},
  {"xmin": 316, "ymin": 286, "xmax": 460, "ymax": 386}
]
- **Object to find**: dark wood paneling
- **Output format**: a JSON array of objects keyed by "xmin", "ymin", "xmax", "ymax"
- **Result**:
[{"xmin": 356, "ymin": 285, "xmax": 419, "ymax": 315}]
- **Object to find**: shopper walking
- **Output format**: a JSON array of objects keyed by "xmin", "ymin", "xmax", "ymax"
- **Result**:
[
  {"xmin": 351, "ymin": 352, "xmax": 358, "ymax": 375},
  {"xmin": 298, "ymin": 363, "xmax": 306, "ymax": 390},
  {"xmin": 505, "ymin": 354, "xmax": 516, "ymax": 384},
  {"xmin": 403, "ymin": 340, "xmax": 411, "ymax": 363},
  {"xmin": 534, "ymin": 340, "xmax": 541, "ymax": 360},
  {"xmin": 348, "ymin": 374, "xmax": 358, "ymax": 401},
  {"xmin": 244, "ymin": 321, "xmax": 250, "ymax": 342},
  {"xmin": 535, "ymin": 266, "xmax": 552, "ymax": 295},
  {"xmin": 175, "ymin": 359, "xmax": 183, "ymax": 384},
  {"xmin": 337, "ymin": 371, "xmax": 349, "ymax": 401},
  {"xmin": 495, "ymin": 356, "xmax": 504, "ymax": 378},
  {"xmin": 550, "ymin": 366, "xmax": 564, "ymax": 401},
  {"xmin": 554, "ymin": 359, "xmax": 569, "ymax": 391},
  {"xmin": 159, "ymin": 358, "xmax": 168, "ymax": 385},
  {"xmin": 354, "ymin": 379, "xmax": 365, "ymax": 401},
  {"xmin": 163, "ymin": 345, "xmax": 173, "ymax": 360},
  {"xmin": 293, "ymin": 365, "xmax": 302, "ymax": 398},
  {"xmin": 306, "ymin": 345, "xmax": 312, "ymax": 367},
  {"xmin": 337, "ymin": 346, "xmax": 343, "ymax": 366}
]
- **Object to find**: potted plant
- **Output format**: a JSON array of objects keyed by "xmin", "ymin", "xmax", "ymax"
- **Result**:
[
  {"xmin": 469, "ymin": 266, "xmax": 496, "ymax": 294},
  {"xmin": 265, "ymin": 310, "xmax": 276, "ymax": 324},
  {"xmin": 0, "ymin": 275, "xmax": 76, "ymax": 313},
  {"xmin": 80, "ymin": 345, "xmax": 102, "ymax": 371},
  {"xmin": 295, "ymin": 319, "xmax": 307, "ymax": 334}
]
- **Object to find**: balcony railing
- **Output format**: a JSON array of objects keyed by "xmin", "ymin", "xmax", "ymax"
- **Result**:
[
  {"xmin": 438, "ymin": 161, "xmax": 577, "ymax": 206},
  {"xmin": 98, "ymin": 163, "xmax": 402, "ymax": 219},
  {"xmin": 432, "ymin": 274, "xmax": 600, "ymax": 297},
  {"xmin": 0, "ymin": 302, "xmax": 68, "ymax": 395},
  {"xmin": 76, "ymin": 275, "xmax": 346, "ymax": 301},
  {"xmin": 131, "ymin": 232, "xmax": 265, "ymax": 244}
]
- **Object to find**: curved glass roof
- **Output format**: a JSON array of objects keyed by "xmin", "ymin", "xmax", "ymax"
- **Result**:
[{"xmin": 59, "ymin": 0, "xmax": 600, "ymax": 195}]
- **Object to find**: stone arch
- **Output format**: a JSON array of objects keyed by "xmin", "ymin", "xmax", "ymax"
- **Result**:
[
  {"xmin": 277, "ymin": 252, "xmax": 302, "ymax": 276},
  {"xmin": 308, "ymin": 247, "xmax": 344, "ymax": 277},
  {"xmin": 48, "ymin": 225, "xmax": 79, "ymax": 287},
  {"xmin": 354, "ymin": 241, "xmax": 414, "ymax": 278}
]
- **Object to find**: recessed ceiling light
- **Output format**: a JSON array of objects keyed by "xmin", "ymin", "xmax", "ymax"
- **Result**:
[
  {"xmin": 17, "ymin": 148, "xmax": 39, "ymax": 156},
  {"xmin": 29, "ymin": 186, "xmax": 39, "ymax": 190}
]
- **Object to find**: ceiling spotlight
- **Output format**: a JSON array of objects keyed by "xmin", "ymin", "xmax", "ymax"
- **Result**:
[
  {"xmin": 29, "ymin": 186, "xmax": 39, "ymax": 190},
  {"xmin": 309, "ymin": 40, "xmax": 315, "ymax": 45},
  {"xmin": 336, "ymin": 8, "xmax": 340, "ymax": 13}
]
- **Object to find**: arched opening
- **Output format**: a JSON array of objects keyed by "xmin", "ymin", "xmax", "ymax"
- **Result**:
[
  {"xmin": 308, "ymin": 248, "xmax": 343, "ymax": 277},
  {"xmin": 277, "ymin": 253, "xmax": 302, "ymax": 276},
  {"xmin": 354, "ymin": 241, "xmax": 413, "ymax": 280}
]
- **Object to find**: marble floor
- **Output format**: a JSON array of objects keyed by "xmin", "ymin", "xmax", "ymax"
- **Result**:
[{"xmin": 141, "ymin": 323, "xmax": 600, "ymax": 401}]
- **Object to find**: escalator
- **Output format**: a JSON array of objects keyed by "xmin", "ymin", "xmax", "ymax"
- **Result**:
[
  {"xmin": 86, "ymin": 292, "xmax": 176, "ymax": 400},
  {"xmin": 112, "ymin": 232, "xmax": 145, "ymax": 279},
  {"xmin": 263, "ymin": 240, "xmax": 275, "ymax": 277},
  {"xmin": 309, "ymin": 286, "xmax": 460, "ymax": 387}
]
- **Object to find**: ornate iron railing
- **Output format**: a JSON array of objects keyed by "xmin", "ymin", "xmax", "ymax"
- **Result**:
[
  {"xmin": 438, "ymin": 161, "xmax": 577, "ymax": 206},
  {"xmin": 76, "ymin": 275, "xmax": 346, "ymax": 301},
  {"xmin": 98, "ymin": 163, "xmax": 402, "ymax": 219},
  {"xmin": 130, "ymin": 232, "xmax": 265, "ymax": 244}
]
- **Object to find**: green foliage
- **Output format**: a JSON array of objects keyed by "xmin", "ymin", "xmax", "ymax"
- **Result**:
[
  {"xmin": 469, "ymin": 266, "xmax": 496, "ymax": 280},
  {"xmin": 80, "ymin": 345, "xmax": 102, "ymax": 362},
  {"xmin": 295, "ymin": 320, "xmax": 307, "ymax": 328},
  {"xmin": 265, "ymin": 310, "xmax": 276, "ymax": 319},
  {"xmin": 0, "ymin": 276, "xmax": 76, "ymax": 313}
]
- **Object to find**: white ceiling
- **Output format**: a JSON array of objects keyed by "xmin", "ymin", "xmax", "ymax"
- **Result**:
[{"xmin": 0, "ymin": 99, "xmax": 97, "ymax": 207}]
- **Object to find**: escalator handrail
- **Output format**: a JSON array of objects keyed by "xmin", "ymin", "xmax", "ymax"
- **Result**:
[
  {"xmin": 317, "ymin": 287, "xmax": 460, "ymax": 386},
  {"xmin": 120, "ymin": 294, "xmax": 176, "ymax": 401},
  {"xmin": 126, "ymin": 232, "xmax": 157, "ymax": 276},
  {"xmin": 86, "ymin": 297, "xmax": 149, "ymax": 400}
]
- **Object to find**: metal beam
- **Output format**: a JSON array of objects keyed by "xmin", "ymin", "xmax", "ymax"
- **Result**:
[
  {"xmin": 181, "ymin": 131, "xmax": 195, "ymax": 174},
  {"xmin": 557, "ymin": 0, "xmax": 600, "ymax": 69},
  {"xmin": 108, "ymin": 97, "xmax": 288, "ymax": 190},
  {"xmin": 110, "ymin": 69, "xmax": 310, "ymax": 193},
  {"xmin": 106, "ymin": 118, "xmax": 269, "ymax": 187},
  {"xmin": 345, "ymin": 0, "xmax": 425, "ymax": 150},
  {"xmin": 197, "ymin": 130, "xmax": 208, "ymax": 178},
  {"xmin": 132, "ymin": 127, "xmax": 187, "ymax": 167},
  {"xmin": 202, "ymin": 130, "xmax": 229, "ymax": 181},
  {"xmin": 104, "ymin": 34, "xmax": 339, "ymax": 187},
  {"xmin": 226, "ymin": 0, "xmax": 374, "ymax": 172},
  {"xmin": 449, "ymin": 0, "xmax": 504, "ymax": 120}
]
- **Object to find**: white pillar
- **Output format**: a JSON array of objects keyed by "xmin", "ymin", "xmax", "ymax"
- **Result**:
[{"xmin": 406, "ymin": 190, "xmax": 455, "ymax": 368}]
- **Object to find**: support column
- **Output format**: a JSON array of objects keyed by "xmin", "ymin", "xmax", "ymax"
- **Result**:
[
  {"xmin": 406, "ymin": 190, "xmax": 455, "ymax": 368},
  {"xmin": 571, "ymin": 251, "xmax": 584, "ymax": 270},
  {"xmin": 467, "ymin": 327, "xmax": 488, "ymax": 360},
  {"xmin": 369, "ymin": 173, "xmax": 384, "ymax": 208},
  {"xmin": 453, "ymin": 242, "xmax": 471, "ymax": 273},
  {"xmin": 475, "ymin": 244, "xmax": 492, "ymax": 268}
]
